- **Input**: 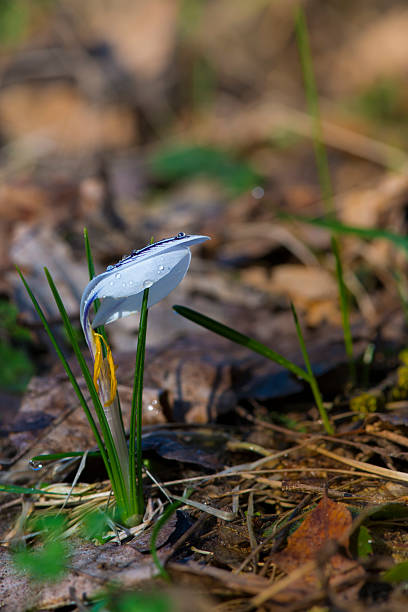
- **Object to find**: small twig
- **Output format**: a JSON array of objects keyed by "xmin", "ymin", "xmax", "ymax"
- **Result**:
[
  {"xmin": 170, "ymin": 494, "xmax": 236, "ymax": 521},
  {"xmin": 246, "ymin": 492, "xmax": 258, "ymax": 569},
  {"xmin": 308, "ymin": 443, "xmax": 408, "ymax": 483},
  {"xmin": 365, "ymin": 424, "xmax": 408, "ymax": 449},
  {"xmin": 61, "ymin": 450, "xmax": 89, "ymax": 511},
  {"xmin": 162, "ymin": 513, "xmax": 209, "ymax": 567},
  {"xmin": 252, "ymin": 560, "xmax": 318, "ymax": 607}
]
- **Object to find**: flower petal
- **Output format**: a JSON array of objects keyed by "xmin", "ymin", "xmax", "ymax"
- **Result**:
[
  {"xmin": 80, "ymin": 233, "xmax": 209, "ymax": 336},
  {"xmin": 92, "ymin": 250, "xmax": 191, "ymax": 327}
]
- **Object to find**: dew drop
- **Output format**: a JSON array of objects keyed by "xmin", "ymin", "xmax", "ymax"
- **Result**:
[
  {"xmin": 177, "ymin": 232, "xmax": 186, "ymax": 238},
  {"xmin": 115, "ymin": 272, "xmax": 121, "ymax": 279},
  {"xmin": 128, "ymin": 280, "xmax": 134, "ymax": 286},
  {"xmin": 29, "ymin": 459, "xmax": 43, "ymax": 471},
  {"xmin": 109, "ymin": 281, "xmax": 114, "ymax": 286},
  {"xmin": 251, "ymin": 186, "xmax": 264, "ymax": 199},
  {"xmin": 106, "ymin": 265, "xmax": 114, "ymax": 271},
  {"xmin": 143, "ymin": 279, "xmax": 153, "ymax": 288},
  {"xmin": 147, "ymin": 399, "xmax": 158, "ymax": 412},
  {"xmin": 158, "ymin": 265, "xmax": 164, "ymax": 272}
]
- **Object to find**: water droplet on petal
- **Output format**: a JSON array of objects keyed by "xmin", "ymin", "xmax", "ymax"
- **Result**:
[
  {"xmin": 115, "ymin": 272, "xmax": 121, "ymax": 279},
  {"xmin": 107, "ymin": 265, "xmax": 114, "ymax": 271},
  {"xmin": 29, "ymin": 459, "xmax": 43, "ymax": 471},
  {"xmin": 143, "ymin": 279, "xmax": 153, "ymax": 288},
  {"xmin": 177, "ymin": 232, "xmax": 186, "ymax": 238},
  {"xmin": 128, "ymin": 280, "xmax": 134, "ymax": 286},
  {"xmin": 109, "ymin": 281, "xmax": 114, "ymax": 286},
  {"xmin": 158, "ymin": 265, "xmax": 164, "ymax": 272}
]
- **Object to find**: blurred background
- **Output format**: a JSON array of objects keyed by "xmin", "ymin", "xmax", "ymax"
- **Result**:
[{"xmin": 2, "ymin": 0, "xmax": 408, "ymax": 407}]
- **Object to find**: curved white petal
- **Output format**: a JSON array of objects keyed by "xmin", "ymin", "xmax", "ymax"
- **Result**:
[
  {"xmin": 80, "ymin": 233, "xmax": 209, "ymax": 349},
  {"xmin": 92, "ymin": 251, "xmax": 191, "ymax": 327}
]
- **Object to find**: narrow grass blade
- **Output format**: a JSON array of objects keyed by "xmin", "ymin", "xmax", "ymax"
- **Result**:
[
  {"xmin": 394, "ymin": 271, "xmax": 408, "ymax": 327},
  {"xmin": 17, "ymin": 268, "xmax": 111, "ymax": 477},
  {"xmin": 290, "ymin": 302, "xmax": 334, "ymax": 435},
  {"xmin": 32, "ymin": 451, "xmax": 101, "ymax": 462},
  {"xmin": 295, "ymin": 6, "xmax": 332, "ymax": 214},
  {"xmin": 43, "ymin": 268, "xmax": 129, "ymax": 516},
  {"xmin": 295, "ymin": 7, "xmax": 355, "ymax": 382},
  {"xmin": 173, "ymin": 305, "xmax": 310, "ymax": 382},
  {"xmin": 150, "ymin": 494, "xmax": 190, "ymax": 580},
  {"xmin": 383, "ymin": 561, "xmax": 408, "ymax": 583},
  {"xmin": 0, "ymin": 483, "xmax": 82, "ymax": 496},
  {"xmin": 129, "ymin": 288, "xmax": 149, "ymax": 521},
  {"xmin": 280, "ymin": 213, "xmax": 408, "ymax": 254}
]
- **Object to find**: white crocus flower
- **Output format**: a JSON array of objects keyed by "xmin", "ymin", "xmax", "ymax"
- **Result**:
[{"xmin": 80, "ymin": 232, "xmax": 209, "ymax": 488}]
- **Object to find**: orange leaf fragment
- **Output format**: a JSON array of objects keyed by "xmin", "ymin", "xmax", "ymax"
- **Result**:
[{"xmin": 274, "ymin": 496, "xmax": 352, "ymax": 579}]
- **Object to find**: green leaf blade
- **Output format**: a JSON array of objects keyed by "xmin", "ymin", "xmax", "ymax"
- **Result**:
[
  {"xmin": 129, "ymin": 288, "xmax": 149, "ymax": 522},
  {"xmin": 173, "ymin": 305, "xmax": 309, "ymax": 382}
]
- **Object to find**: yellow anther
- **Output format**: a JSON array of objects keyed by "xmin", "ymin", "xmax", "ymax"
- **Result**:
[
  {"xmin": 105, "ymin": 346, "xmax": 117, "ymax": 407},
  {"xmin": 92, "ymin": 331, "xmax": 117, "ymax": 407},
  {"xmin": 93, "ymin": 332, "xmax": 103, "ymax": 390}
]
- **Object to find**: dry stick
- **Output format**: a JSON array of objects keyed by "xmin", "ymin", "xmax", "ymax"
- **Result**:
[
  {"xmin": 246, "ymin": 492, "xmax": 258, "ymax": 570},
  {"xmin": 161, "ymin": 513, "xmax": 209, "ymax": 569},
  {"xmin": 268, "ymin": 102, "xmax": 408, "ymax": 169},
  {"xmin": 152, "ymin": 457, "xmax": 386, "ymax": 490},
  {"xmin": 256, "ymin": 477, "xmax": 353, "ymax": 501},
  {"xmin": 365, "ymin": 424, "xmax": 408, "ymax": 449},
  {"xmin": 252, "ymin": 560, "xmax": 318, "ymax": 607},
  {"xmin": 234, "ymin": 499, "xmax": 313, "ymax": 576},
  {"xmin": 236, "ymin": 405, "xmax": 303, "ymax": 438},
  {"xmin": 319, "ymin": 434, "xmax": 393, "ymax": 459},
  {"xmin": 170, "ymin": 494, "xmax": 236, "ymax": 522},
  {"xmin": 308, "ymin": 444, "xmax": 408, "ymax": 483},
  {"xmin": 168, "ymin": 560, "xmax": 269, "ymax": 595}
]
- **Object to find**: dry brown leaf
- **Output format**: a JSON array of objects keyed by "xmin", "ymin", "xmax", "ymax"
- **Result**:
[
  {"xmin": 242, "ymin": 264, "xmax": 340, "ymax": 326},
  {"xmin": 81, "ymin": 0, "xmax": 178, "ymax": 79},
  {"xmin": 339, "ymin": 174, "xmax": 408, "ymax": 229},
  {"xmin": 274, "ymin": 496, "xmax": 352, "ymax": 581},
  {"xmin": 269, "ymin": 265, "xmax": 338, "ymax": 303},
  {"xmin": 0, "ymin": 83, "xmax": 135, "ymax": 151},
  {"xmin": 328, "ymin": 8, "xmax": 408, "ymax": 94}
]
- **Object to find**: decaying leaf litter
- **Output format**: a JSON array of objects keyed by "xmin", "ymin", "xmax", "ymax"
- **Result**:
[{"xmin": 2, "ymin": 1, "xmax": 408, "ymax": 610}]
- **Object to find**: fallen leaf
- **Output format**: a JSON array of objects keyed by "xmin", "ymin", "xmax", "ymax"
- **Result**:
[
  {"xmin": 265, "ymin": 498, "xmax": 366, "ymax": 607},
  {"xmin": 141, "ymin": 430, "xmax": 224, "ymax": 471},
  {"xmin": 328, "ymin": 8, "xmax": 408, "ymax": 94},
  {"xmin": 242, "ymin": 264, "xmax": 341, "ymax": 326},
  {"xmin": 0, "ymin": 83, "xmax": 135, "ymax": 152},
  {"xmin": 274, "ymin": 496, "xmax": 353, "ymax": 582},
  {"xmin": 85, "ymin": 0, "xmax": 178, "ymax": 79}
]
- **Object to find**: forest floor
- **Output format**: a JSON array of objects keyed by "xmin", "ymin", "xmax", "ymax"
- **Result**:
[{"xmin": 2, "ymin": 2, "xmax": 408, "ymax": 610}]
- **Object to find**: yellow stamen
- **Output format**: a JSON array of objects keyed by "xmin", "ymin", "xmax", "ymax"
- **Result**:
[
  {"xmin": 92, "ymin": 331, "xmax": 117, "ymax": 407},
  {"xmin": 93, "ymin": 332, "xmax": 102, "ymax": 390}
]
